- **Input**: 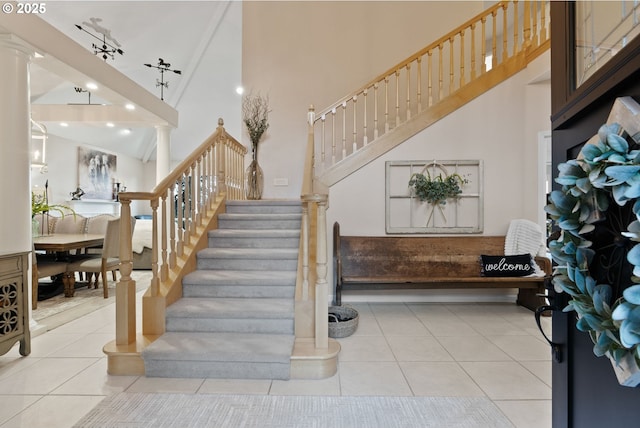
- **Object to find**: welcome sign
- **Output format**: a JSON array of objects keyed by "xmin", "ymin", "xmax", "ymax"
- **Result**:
[{"xmin": 480, "ymin": 254, "xmax": 534, "ymax": 277}]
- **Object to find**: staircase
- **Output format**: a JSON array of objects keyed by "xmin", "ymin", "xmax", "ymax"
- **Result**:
[{"xmin": 141, "ymin": 200, "xmax": 302, "ymax": 379}]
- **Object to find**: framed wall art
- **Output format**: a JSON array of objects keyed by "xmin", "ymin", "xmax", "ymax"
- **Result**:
[
  {"xmin": 385, "ymin": 159, "xmax": 483, "ymax": 234},
  {"xmin": 77, "ymin": 147, "xmax": 117, "ymax": 201}
]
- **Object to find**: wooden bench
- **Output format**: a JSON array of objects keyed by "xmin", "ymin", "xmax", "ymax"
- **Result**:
[{"xmin": 333, "ymin": 222, "xmax": 550, "ymax": 312}]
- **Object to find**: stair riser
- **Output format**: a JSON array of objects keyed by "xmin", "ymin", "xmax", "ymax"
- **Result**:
[
  {"xmin": 166, "ymin": 318, "xmax": 294, "ymax": 334},
  {"xmin": 225, "ymin": 205, "xmax": 302, "ymax": 214},
  {"xmin": 209, "ymin": 237, "xmax": 300, "ymax": 249},
  {"xmin": 218, "ymin": 219, "xmax": 301, "ymax": 230},
  {"xmin": 197, "ymin": 259, "xmax": 297, "ymax": 271},
  {"xmin": 183, "ymin": 285, "xmax": 295, "ymax": 299},
  {"xmin": 144, "ymin": 360, "xmax": 290, "ymax": 379}
]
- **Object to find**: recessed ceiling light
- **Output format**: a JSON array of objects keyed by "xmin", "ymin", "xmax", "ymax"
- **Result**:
[
  {"xmin": 236, "ymin": 86, "xmax": 244, "ymax": 95},
  {"xmin": 106, "ymin": 122, "xmax": 115, "ymax": 128},
  {"xmin": 60, "ymin": 122, "xmax": 69, "ymax": 127},
  {"xmin": 120, "ymin": 129, "xmax": 131, "ymax": 136},
  {"xmin": 125, "ymin": 103, "xmax": 135, "ymax": 110},
  {"xmin": 86, "ymin": 82, "xmax": 98, "ymax": 90}
]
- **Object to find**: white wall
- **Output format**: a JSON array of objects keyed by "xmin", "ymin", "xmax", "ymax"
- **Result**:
[
  {"xmin": 31, "ymin": 134, "xmax": 153, "ymax": 217},
  {"xmin": 242, "ymin": 1, "xmax": 485, "ymax": 199}
]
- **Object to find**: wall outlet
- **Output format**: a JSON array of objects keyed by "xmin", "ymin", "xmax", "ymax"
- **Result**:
[{"xmin": 273, "ymin": 178, "xmax": 288, "ymax": 186}]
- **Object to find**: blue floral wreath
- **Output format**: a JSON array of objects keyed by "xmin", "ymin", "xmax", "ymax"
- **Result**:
[{"xmin": 545, "ymin": 123, "xmax": 640, "ymax": 367}]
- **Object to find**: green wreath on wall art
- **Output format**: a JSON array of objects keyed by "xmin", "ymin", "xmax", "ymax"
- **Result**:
[
  {"xmin": 545, "ymin": 110, "xmax": 640, "ymax": 386},
  {"xmin": 408, "ymin": 163, "xmax": 469, "ymax": 225}
]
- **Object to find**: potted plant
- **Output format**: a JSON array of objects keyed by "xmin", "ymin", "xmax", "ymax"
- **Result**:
[
  {"xmin": 408, "ymin": 169, "xmax": 468, "ymax": 225},
  {"xmin": 31, "ymin": 191, "xmax": 75, "ymax": 236},
  {"xmin": 242, "ymin": 92, "xmax": 270, "ymax": 200}
]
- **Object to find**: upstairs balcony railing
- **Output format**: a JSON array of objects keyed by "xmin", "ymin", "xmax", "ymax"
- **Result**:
[{"xmin": 312, "ymin": 0, "xmax": 550, "ymax": 174}]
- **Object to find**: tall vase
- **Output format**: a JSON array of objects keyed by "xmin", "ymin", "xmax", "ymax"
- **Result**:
[{"xmin": 245, "ymin": 145, "xmax": 264, "ymax": 200}]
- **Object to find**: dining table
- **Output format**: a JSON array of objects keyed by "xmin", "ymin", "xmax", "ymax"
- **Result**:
[
  {"xmin": 33, "ymin": 233, "xmax": 104, "ymax": 297},
  {"xmin": 33, "ymin": 233, "xmax": 104, "ymax": 253}
]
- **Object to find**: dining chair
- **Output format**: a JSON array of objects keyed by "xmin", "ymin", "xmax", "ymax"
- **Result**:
[
  {"xmin": 82, "ymin": 214, "xmax": 118, "ymax": 283},
  {"xmin": 51, "ymin": 214, "xmax": 87, "ymax": 234},
  {"xmin": 32, "ymin": 248, "xmax": 69, "ymax": 310},
  {"xmin": 67, "ymin": 217, "xmax": 135, "ymax": 298}
]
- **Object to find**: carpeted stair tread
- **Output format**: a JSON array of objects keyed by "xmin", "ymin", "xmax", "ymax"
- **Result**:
[
  {"xmin": 197, "ymin": 247, "xmax": 298, "ymax": 259},
  {"xmin": 166, "ymin": 297, "xmax": 294, "ymax": 319},
  {"xmin": 218, "ymin": 213, "xmax": 302, "ymax": 221},
  {"xmin": 142, "ymin": 332, "xmax": 294, "ymax": 363},
  {"xmin": 225, "ymin": 200, "xmax": 303, "ymax": 214},
  {"xmin": 143, "ymin": 199, "xmax": 300, "ymax": 379},
  {"xmin": 183, "ymin": 269, "xmax": 296, "ymax": 286}
]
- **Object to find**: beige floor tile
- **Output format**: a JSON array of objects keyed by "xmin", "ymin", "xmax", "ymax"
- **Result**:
[
  {"xmin": 48, "ymin": 333, "xmax": 115, "ymax": 358},
  {"xmin": 418, "ymin": 318, "xmax": 480, "ymax": 336},
  {"xmin": 1, "ymin": 333, "xmax": 85, "ymax": 359},
  {"xmin": 270, "ymin": 375, "xmax": 340, "ymax": 396},
  {"xmin": 520, "ymin": 361, "xmax": 552, "ymax": 386},
  {"xmin": 460, "ymin": 362, "xmax": 552, "ymax": 400},
  {"xmin": 468, "ymin": 319, "xmax": 529, "ymax": 336},
  {"xmin": 375, "ymin": 316, "xmax": 432, "ymax": 336},
  {"xmin": 0, "ymin": 395, "xmax": 41, "ymax": 426},
  {"xmin": 335, "ymin": 335, "xmax": 395, "ymax": 362},
  {"xmin": 386, "ymin": 336, "xmax": 453, "ymax": 362},
  {"xmin": 0, "ymin": 355, "xmax": 43, "ymax": 381},
  {"xmin": 198, "ymin": 379, "xmax": 272, "ymax": 395},
  {"xmin": 400, "ymin": 361, "xmax": 485, "ymax": 397},
  {"xmin": 437, "ymin": 336, "xmax": 512, "ymax": 361},
  {"xmin": 51, "ymin": 358, "xmax": 138, "ymax": 395},
  {"xmin": 487, "ymin": 335, "xmax": 551, "ymax": 361},
  {"xmin": 349, "ymin": 312, "xmax": 383, "ymax": 336},
  {"xmin": 494, "ymin": 400, "xmax": 551, "ymax": 428},
  {"xmin": 0, "ymin": 357, "xmax": 99, "ymax": 395},
  {"xmin": 0, "ymin": 395, "xmax": 105, "ymax": 428},
  {"xmin": 126, "ymin": 376, "xmax": 205, "ymax": 393},
  {"xmin": 339, "ymin": 361, "xmax": 412, "ymax": 396}
]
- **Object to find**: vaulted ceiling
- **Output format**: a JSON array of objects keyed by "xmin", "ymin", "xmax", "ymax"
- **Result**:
[{"xmin": 25, "ymin": 1, "xmax": 243, "ymax": 162}]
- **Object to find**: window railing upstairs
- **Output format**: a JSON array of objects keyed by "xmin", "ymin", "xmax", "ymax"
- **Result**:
[
  {"xmin": 113, "ymin": 118, "xmax": 246, "ymax": 347},
  {"xmin": 312, "ymin": 0, "xmax": 549, "ymax": 173}
]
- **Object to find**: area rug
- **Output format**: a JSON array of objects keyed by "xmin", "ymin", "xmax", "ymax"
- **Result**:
[
  {"xmin": 74, "ymin": 393, "xmax": 514, "ymax": 428},
  {"xmin": 33, "ymin": 271, "xmax": 152, "ymax": 322}
]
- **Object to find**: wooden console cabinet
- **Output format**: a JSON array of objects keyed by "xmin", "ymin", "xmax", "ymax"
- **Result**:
[{"xmin": 0, "ymin": 252, "xmax": 30, "ymax": 356}]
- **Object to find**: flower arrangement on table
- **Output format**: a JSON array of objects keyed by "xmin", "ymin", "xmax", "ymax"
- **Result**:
[
  {"xmin": 545, "ymin": 119, "xmax": 640, "ymax": 386},
  {"xmin": 408, "ymin": 168, "xmax": 469, "ymax": 225}
]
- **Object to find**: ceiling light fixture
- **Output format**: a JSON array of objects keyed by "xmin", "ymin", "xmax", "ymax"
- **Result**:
[
  {"xmin": 106, "ymin": 122, "xmax": 115, "ymax": 128},
  {"xmin": 144, "ymin": 58, "xmax": 181, "ymax": 101},
  {"xmin": 125, "ymin": 103, "xmax": 135, "ymax": 110},
  {"xmin": 75, "ymin": 17, "xmax": 124, "ymax": 61},
  {"xmin": 86, "ymin": 82, "xmax": 98, "ymax": 90},
  {"xmin": 120, "ymin": 129, "xmax": 131, "ymax": 136},
  {"xmin": 60, "ymin": 122, "xmax": 69, "ymax": 127},
  {"xmin": 236, "ymin": 86, "xmax": 244, "ymax": 95}
]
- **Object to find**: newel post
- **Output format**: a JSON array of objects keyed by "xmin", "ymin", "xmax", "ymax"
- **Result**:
[
  {"xmin": 116, "ymin": 198, "xmax": 136, "ymax": 345},
  {"xmin": 216, "ymin": 118, "xmax": 227, "ymax": 196},
  {"xmin": 315, "ymin": 195, "xmax": 329, "ymax": 349}
]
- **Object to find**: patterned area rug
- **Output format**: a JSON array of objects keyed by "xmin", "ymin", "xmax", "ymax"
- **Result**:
[
  {"xmin": 74, "ymin": 393, "xmax": 514, "ymax": 428},
  {"xmin": 33, "ymin": 271, "xmax": 152, "ymax": 323}
]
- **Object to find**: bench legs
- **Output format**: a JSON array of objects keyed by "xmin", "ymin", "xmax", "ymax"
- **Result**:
[{"xmin": 516, "ymin": 285, "xmax": 547, "ymax": 312}]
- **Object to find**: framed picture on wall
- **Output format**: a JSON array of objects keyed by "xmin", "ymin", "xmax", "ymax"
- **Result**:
[{"xmin": 78, "ymin": 147, "xmax": 117, "ymax": 201}]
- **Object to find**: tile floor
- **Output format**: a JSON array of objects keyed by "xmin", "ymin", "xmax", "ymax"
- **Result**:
[{"xmin": 0, "ymin": 292, "xmax": 552, "ymax": 428}]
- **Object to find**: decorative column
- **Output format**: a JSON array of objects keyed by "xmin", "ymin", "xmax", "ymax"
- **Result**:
[
  {"xmin": 155, "ymin": 124, "xmax": 172, "ymax": 184},
  {"xmin": 0, "ymin": 34, "xmax": 34, "ymax": 325}
]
